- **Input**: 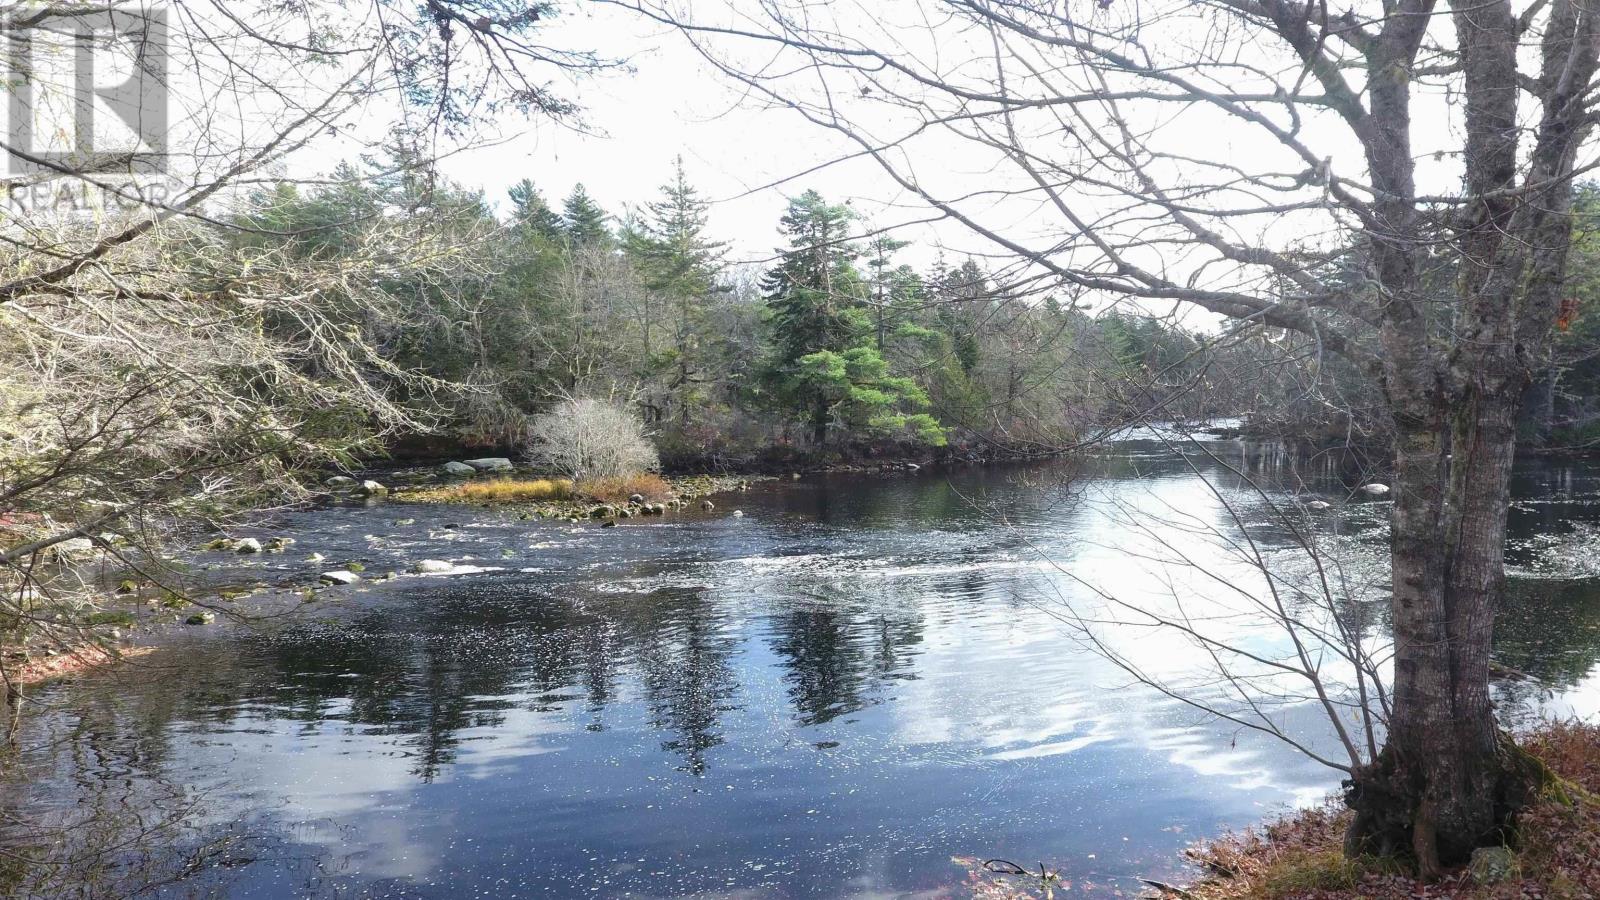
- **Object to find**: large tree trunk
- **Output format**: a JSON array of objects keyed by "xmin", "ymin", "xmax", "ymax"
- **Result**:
[{"xmin": 1346, "ymin": 375, "xmax": 1542, "ymax": 870}]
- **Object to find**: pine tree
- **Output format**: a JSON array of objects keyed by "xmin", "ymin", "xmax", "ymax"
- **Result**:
[
  {"xmin": 637, "ymin": 157, "xmax": 727, "ymax": 296},
  {"xmin": 929, "ymin": 259, "xmax": 989, "ymax": 373},
  {"xmin": 508, "ymin": 178, "xmax": 565, "ymax": 243},
  {"xmin": 761, "ymin": 190, "xmax": 900, "ymax": 444},
  {"xmin": 627, "ymin": 158, "xmax": 730, "ymax": 425},
  {"xmin": 562, "ymin": 184, "xmax": 611, "ymax": 247},
  {"xmin": 864, "ymin": 234, "xmax": 932, "ymax": 354},
  {"xmin": 763, "ymin": 190, "xmax": 867, "ymax": 370}
]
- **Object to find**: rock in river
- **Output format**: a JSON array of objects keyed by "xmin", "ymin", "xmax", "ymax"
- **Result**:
[
  {"xmin": 411, "ymin": 559, "xmax": 455, "ymax": 574},
  {"xmin": 325, "ymin": 475, "xmax": 357, "ymax": 489},
  {"xmin": 463, "ymin": 458, "xmax": 514, "ymax": 473},
  {"xmin": 357, "ymin": 480, "xmax": 389, "ymax": 497},
  {"xmin": 234, "ymin": 538, "xmax": 262, "ymax": 554},
  {"xmin": 440, "ymin": 461, "xmax": 477, "ymax": 477},
  {"xmin": 1359, "ymin": 483, "xmax": 1391, "ymax": 497},
  {"xmin": 319, "ymin": 570, "xmax": 361, "ymax": 586}
]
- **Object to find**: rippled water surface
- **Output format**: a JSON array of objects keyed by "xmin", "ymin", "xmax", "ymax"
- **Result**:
[{"xmin": 9, "ymin": 436, "xmax": 1600, "ymax": 898}]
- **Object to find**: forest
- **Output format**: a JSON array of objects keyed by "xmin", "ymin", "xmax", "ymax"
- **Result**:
[
  {"xmin": 231, "ymin": 150, "xmax": 1245, "ymax": 470},
  {"xmin": 214, "ymin": 149, "xmax": 1600, "ymax": 476}
]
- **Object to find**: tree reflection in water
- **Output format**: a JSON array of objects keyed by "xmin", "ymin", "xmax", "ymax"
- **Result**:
[{"xmin": 4, "ymin": 447, "xmax": 1600, "ymax": 897}]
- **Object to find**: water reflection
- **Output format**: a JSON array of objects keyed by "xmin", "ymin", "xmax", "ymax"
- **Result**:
[{"xmin": 4, "ymin": 439, "xmax": 1600, "ymax": 898}]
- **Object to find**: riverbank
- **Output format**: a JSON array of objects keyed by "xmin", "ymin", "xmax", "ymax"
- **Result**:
[
  {"xmin": 3, "ymin": 473, "xmax": 774, "ymax": 688},
  {"xmin": 374, "ymin": 433, "xmax": 1061, "ymax": 481},
  {"xmin": 3, "ymin": 643, "xmax": 155, "ymax": 686},
  {"xmin": 1180, "ymin": 721, "xmax": 1600, "ymax": 899}
]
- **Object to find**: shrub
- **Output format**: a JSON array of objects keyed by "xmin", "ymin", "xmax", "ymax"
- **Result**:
[
  {"xmin": 525, "ymin": 398, "xmax": 659, "ymax": 480},
  {"xmin": 417, "ymin": 478, "xmax": 575, "ymax": 504},
  {"xmin": 576, "ymin": 474, "xmax": 671, "ymax": 504}
]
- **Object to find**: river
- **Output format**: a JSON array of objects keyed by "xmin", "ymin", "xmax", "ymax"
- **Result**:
[{"xmin": 5, "ymin": 432, "xmax": 1600, "ymax": 898}]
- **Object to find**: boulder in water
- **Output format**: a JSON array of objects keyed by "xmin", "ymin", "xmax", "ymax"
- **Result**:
[
  {"xmin": 319, "ymin": 570, "xmax": 360, "ymax": 586},
  {"xmin": 234, "ymin": 538, "xmax": 262, "ymax": 554},
  {"xmin": 1306, "ymin": 500, "xmax": 1332, "ymax": 510},
  {"xmin": 463, "ymin": 458, "xmax": 514, "ymax": 473},
  {"xmin": 1359, "ymin": 483, "xmax": 1390, "ymax": 497},
  {"xmin": 325, "ymin": 475, "xmax": 357, "ymax": 489},
  {"xmin": 440, "ymin": 461, "xmax": 477, "ymax": 477},
  {"xmin": 357, "ymin": 480, "xmax": 388, "ymax": 497},
  {"xmin": 411, "ymin": 559, "xmax": 455, "ymax": 574}
]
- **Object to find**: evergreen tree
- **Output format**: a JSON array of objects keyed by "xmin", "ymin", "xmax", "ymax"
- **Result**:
[
  {"xmin": 627, "ymin": 158, "xmax": 730, "ymax": 425},
  {"xmin": 792, "ymin": 347, "xmax": 945, "ymax": 446},
  {"xmin": 929, "ymin": 259, "xmax": 988, "ymax": 373},
  {"xmin": 864, "ymin": 234, "xmax": 918, "ymax": 352},
  {"xmin": 761, "ymin": 191, "xmax": 870, "ymax": 443},
  {"xmin": 508, "ymin": 178, "xmax": 565, "ymax": 242},
  {"xmin": 763, "ymin": 191, "xmax": 867, "ymax": 363},
  {"xmin": 759, "ymin": 191, "xmax": 942, "ymax": 446},
  {"xmin": 562, "ymin": 184, "xmax": 611, "ymax": 247},
  {"xmin": 636, "ymin": 156, "xmax": 727, "ymax": 296}
]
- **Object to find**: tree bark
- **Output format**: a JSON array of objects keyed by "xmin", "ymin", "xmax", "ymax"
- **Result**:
[
  {"xmin": 1344, "ymin": 384, "xmax": 1538, "ymax": 869},
  {"xmin": 812, "ymin": 399, "xmax": 829, "ymax": 446}
]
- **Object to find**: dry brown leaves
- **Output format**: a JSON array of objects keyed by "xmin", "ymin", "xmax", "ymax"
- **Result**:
[{"xmin": 1184, "ymin": 721, "xmax": 1600, "ymax": 899}]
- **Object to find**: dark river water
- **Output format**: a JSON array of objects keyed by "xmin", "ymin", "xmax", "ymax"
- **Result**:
[{"xmin": 7, "ymin": 433, "xmax": 1600, "ymax": 898}]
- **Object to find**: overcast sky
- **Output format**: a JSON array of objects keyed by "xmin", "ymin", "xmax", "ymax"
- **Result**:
[{"xmin": 430, "ymin": 3, "xmax": 977, "ymax": 271}]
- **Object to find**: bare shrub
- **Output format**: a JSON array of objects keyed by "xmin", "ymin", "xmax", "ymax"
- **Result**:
[
  {"xmin": 525, "ymin": 399, "xmax": 660, "ymax": 480},
  {"xmin": 576, "ymin": 474, "xmax": 672, "ymax": 504}
]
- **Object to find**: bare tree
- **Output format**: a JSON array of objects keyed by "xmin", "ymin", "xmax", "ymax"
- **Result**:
[
  {"xmin": 0, "ymin": 2, "xmax": 604, "ymax": 714},
  {"xmin": 526, "ymin": 397, "xmax": 661, "ymax": 479},
  {"xmin": 622, "ymin": 0, "xmax": 1600, "ymax": 869}
]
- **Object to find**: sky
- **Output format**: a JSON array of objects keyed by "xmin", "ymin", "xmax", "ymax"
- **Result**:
[
  {"xmin": 430, "ymin": 2, "xmax": 977, "ymax": 271},
  {"xmin": 17, "ymin": 0, "xmax": 1502, "ymax": 326}
]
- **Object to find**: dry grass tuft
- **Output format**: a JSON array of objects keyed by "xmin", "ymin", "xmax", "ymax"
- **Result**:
[
  {"xmin": 1184, "ymin": 720, "xmax": 1600, "ymax": 899},
  {"xmin": 414, "ymin": 478, "xmax": 575, "ymax": 504},
  {"xmin": 576, "ymin": 473, "xmax": 672, "ymax": 504}
]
